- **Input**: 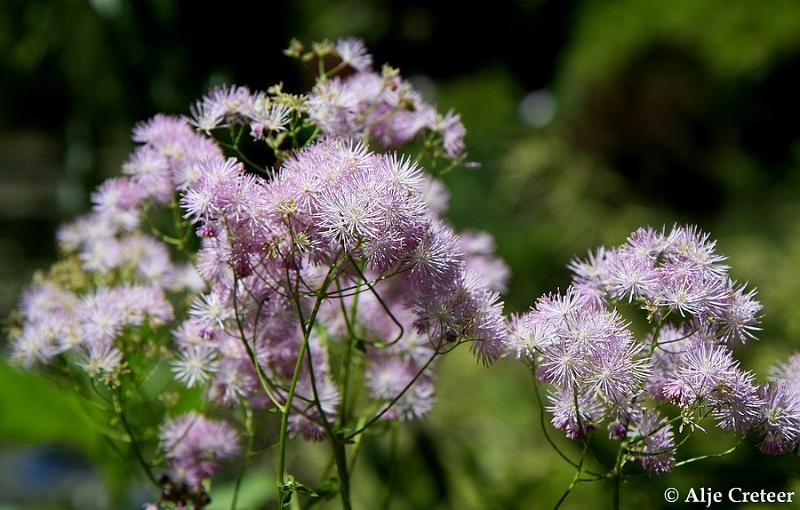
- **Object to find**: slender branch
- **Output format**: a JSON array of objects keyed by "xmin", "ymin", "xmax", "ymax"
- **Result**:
[
  {"xmin": 553, "ymin": 445, "xmax": 586, "ymax": 510},
  {"xmin": 216, "ymin": 129, "xmax": 269, "ymax": 175},
  {"xmin": 232, "ymin": 275, "xmax": 286, "ymax": 413},
  {"xmin": 674, "ymin": 439, "xmax": 743, "ymax": 468},
  {"xmin": 529, "ymin": 363, "xmax": 580, "ymax": 469},
  {"xmin": 113, "ymin": 390, "xmax": 159, "ymax": 488},
  {"xmin": 346, "ymin": 343, "xmax": 444, "ymax": 440},
  {"xmin": 288, "ymin": 264, "xmax": 353, "ymax": 510},
  {"xmin": 275, "ymin": 254, "xmax": 342, "ymax": 503},
  {"xmin": 338, "ymin": 278, "xmax": 361, "ymax": 427},
  {"xmin": 321, "ymin": 267, "xmax": 409, "ymax": 298},
  {"xmin": 656, "ymin": 327, "xmax": 698, "ymax": 347},
  {"xmin": 610, "ymin": 444, "xmax": 625, "ymax": 510},
  {"xmin": 345, "ymin": 251, "xmax": 404, "ymax": 347},
  {"xmin": 347, "ymin": 414, "xmax": 368, "ymax": 474},
  {"xmin": 528, "ymin": 361, "xmax": 605, "ymax": 478},
  {"xmin": 647, "ymin": 310, "xmax": 671, "ymax": 356},
  {"xmin": 231, "ymin": 406, "xmax": 255, "ymax": 510},
  {"xmin": 382, "ymin": 424, "xmax": 399, "ymax": 510}
]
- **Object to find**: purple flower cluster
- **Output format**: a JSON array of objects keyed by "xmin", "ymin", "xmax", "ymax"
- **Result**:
[
  {"xmin": 190, "ymin": 85, "xmax": 292, "ymax": 140},
  {"xmin": 507, "ymin": 225, "xmax": 786, "ymax": 474},
  {"xmin": 12, "ymin": 281, "xmax": 172, "ymax": 377},
  {"xmin": 760, "ymin": 355, "xmax": 800, "ymax": 454},
  {"xmin": 7, "ymin": 38, "xmax": 504, "ymax": 500},
  {"xmin": 160, "ymin": 412, "xmax": 239, "ymax": 487},
  {"xmin": 187, "ymin": 39, "xmax": 467, "ymax": 164},
  {"xmin": 172, "ymin": 134, "xmax": 506, "ymax": 437},
  {"xmin": 307, "ymin": 57, "xmax": 466, "ymax": 159}
]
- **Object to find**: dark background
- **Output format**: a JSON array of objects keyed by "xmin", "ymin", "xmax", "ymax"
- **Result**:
[{"xmin": 2, "ymin": 0, "xmax": 800, "ymax": 508}]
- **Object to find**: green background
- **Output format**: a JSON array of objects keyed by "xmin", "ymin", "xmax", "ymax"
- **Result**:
[{"xmin": 2, "ymin": 0, "xmax": 800, "ymax": 508}]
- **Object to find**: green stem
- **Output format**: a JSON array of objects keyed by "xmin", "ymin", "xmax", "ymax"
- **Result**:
[
  {"xmin": 338, "ymin": 278, "xmax": 361, "ymax": 427},
  {"xmin": 332, "ymin": 438, "xmax": 353, "ymax": 510},
  {"xmin": 169, "ymin": 195, "xmax": 191, "ymax": 256},
  {"xmin": 531, "ymin": 373, "xmax": 579, "ymax": 469},
  {"xmin": 347, "ymin": 415, "xmax": 368, "ymax": 473},
  {"xmin": 232, "ymin": 275, "xmax": 286, "ymax": 412},
  {"xmin": 231, "ymin": 406, "xmax": 255, "ymax": 510},
  {"xmin": 382, "ymin": 425, "xmax": 399, "ymax": 510},
  {"xmin": 216, "ymin": 133, "xmax": 269, "ymax": 175},
  {"xmin": 528, "ymin": 361, "xmax": 605, "ymax": 478},
  {"xmin": 345, "ymin": 347, "xmax": 440, "ymax": 440},
  {"xmin": 276, "ymin": 256, "xmax": 341, "ymax": 505},
  {"xmin": 293, "ymin": 278, "xmax": 352, "ymax": 510},
  {"xmin": 647, "ymin": 311, "xmax": 671, "ymax": 356},
  {"xmin": 276, "ymin": 336, "xmax": 311, "ymax": 502},
  {"xmin": 674, "ymin": 439, "xmax": 742, "ymax": 467},
  {"xmin": 345, "ymin": 252, "xmax": 404, "ymax": 346},
  {"xmin": 113, "ymin": 391, "xmax": 159, "ymax": 488},
  {"xmin": 609, "ymin": 440, "xmax": 626, "ymax": 510},
  {"xmin": 553, "ymin": 445, "xmax": 586, "ymax": 510},
  {"xmin": 296, "ymin": 322, "xmax": 351, "ymax": 509},
  {"xmin": 304, "ymin": 125, "xmax": 320, "ymax": 147}
]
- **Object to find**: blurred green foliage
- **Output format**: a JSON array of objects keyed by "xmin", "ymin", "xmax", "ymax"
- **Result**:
[
  {"xmin": 560, "ymin": 0, "xmax": 800, "ymax": 107},
  {"xmin": 3, "ymin": 0, "xmax": 800, "ymax": 508},
  {"xmin": 0, "ymin": 361, "xmax": 95, "ymax": 447}
]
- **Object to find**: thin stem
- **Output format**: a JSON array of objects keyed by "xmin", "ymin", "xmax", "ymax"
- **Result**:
[
  {"xmin": 113, "ymin": 391, "xmax": 159, "ymax": 488},
  {"xmin": 275, "ymin": 255, "xmax": 341, "ymax": 505},
  {"xmin": 528, "ymin": 362, "xmax": 605, "ymax": 478},
  {"xmin": 276, "ymin": 332, "xmax": 312, "ymax": 502},
  {"xmin": 656, "ymin": 327, "xmax": 698, "ymax": 347},
  {"xmin": 626, "ymin": 406, "xmax": 710, "ymax": 447},
  {"xmin": 231, "ymin": 406, "xmax": 255, "ymax": 510},
  {"xmin": 322, "ymin": 267, "xmax": 409, "ymax": 298},
  {"xmin": 290, "ymin": 495, "xmax": 302, "ymax": 510},
  {"xmin": 609, "ymin": 439, "xmax": 627, "ymax": 510},
  {"xmin": 296, "ymin": 324, "xmax": 352, "ymax": 509},
  {"xmin": 345, "ymin": 345, "xmax": 441, "ymax": 440},
  {"xmin": 169, "ymin": 195, "xmax": 192, "ymax": 256},
  {"xmin": 290, "ymin": 271, "xmax": 352, "ymax": 510},
  {"xmin": 68, "ymin": 396, "xmax": 129, "ymax": 442},
  {"xmin": 647, "ymin": 311, "xmax": 671, "ymax": 356},
  {"xmin": 569, "ymin": 383, "xmax": 610, "ymax": 474},
  {"xmin": 529, "ymin": 363, "xmax": 580, "ymax": 469},
  {"xmin": 382, "ymin": 424, "xmax": 399, "ymax": 510},
  {"xmin": 553, "ymin": 445, "xmax": 586, "ymax": 510},
  {"xmin": 216, "ymin": 137, "xmax": 268, "ymax": 175},
  {"xmin": 332, "ymin": 438, "xmax": 353, "ymax": 510},
  {"xmin": 674, "ymin": 439, "xmax": 742, "ymax": 467},
  {"xmin": 324, "ymin": 61, "xmax": 348, "ymax": 78},
  {"xmin": 346, "ymin": 252, "xmax": 404, "ymax": 347},
  {"xmin": 338, "ymin": 278, "xmax": 361, "ymax": 427},
  {"xmin": 252, "ymin": 438, "xmax": 280, "ymax": 454},
  {"xmin": 232, "ymin": 276, "xmax": 286, "ymax": 413},
  {"xmin": 302, "ymin": 125, "xmax": 320, "ymax": 148},
  {"xmin": 347, "ymin": 415, "xmax": 368, "ymax": 474},
  {"xmin": 142, "ymin": 209, "xmax": 184, "ymax": 248}
]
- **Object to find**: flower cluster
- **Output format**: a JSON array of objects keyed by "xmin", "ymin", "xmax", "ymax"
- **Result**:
[
  {"xmin": 7, "ymin": 38, "xmax": 504, "ymax": 507},
  {"xmin": 760, "ymin": 354, "xmax": 800, "ymax": 454},
  {"xmin": 307, "ymin": 65, "xmax": 466, "ymax": 160},
  {"xmin": 507, "ymin": 225, "xmax": 793, "ymax": 475},
  {"xmin": 189, "ymin": 38, "xmax": 468, "ymax": 165},
  {"xmin": 12, "ymin": 281, "xmax": 173, "ymax": 379},
  {"xmin": 171, "ymin": 132, "xmax": 506, "ymax": 435},
  {"xmin": 160, "ymin": 412, "xmax": 240, "ymax": 487}
]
